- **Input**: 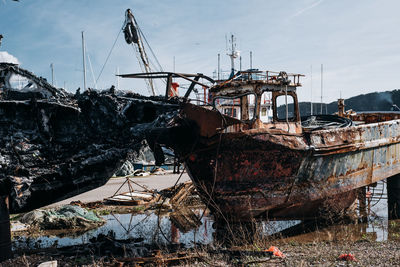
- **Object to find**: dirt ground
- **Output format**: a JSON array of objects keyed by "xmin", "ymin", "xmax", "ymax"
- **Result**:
[
  {"xmin": 2, "ymin": 240, "xmax": 400, "ymax": 266},
  {"xmin": 4, "ymin": 174, "xmax": 400, "ymax": 266}
]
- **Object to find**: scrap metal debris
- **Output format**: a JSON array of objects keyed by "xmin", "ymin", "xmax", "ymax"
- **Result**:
[
  {"xmin": 104, "ymin": 180, "xmax": 197, "ymax": 209},
  {"xmin": 105, "ymin": 191, "xmax": 156, "ymax": 206}
]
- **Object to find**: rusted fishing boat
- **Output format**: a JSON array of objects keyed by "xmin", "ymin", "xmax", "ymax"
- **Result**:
[{"xmin": 141, "ymin": 69, "xmax": 400, "ymax": 221}]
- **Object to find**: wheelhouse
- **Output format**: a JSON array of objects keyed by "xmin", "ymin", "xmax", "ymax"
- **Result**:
[{"xmin": 210, "ymin": 70, "xmax": 304, "ymax": 132}]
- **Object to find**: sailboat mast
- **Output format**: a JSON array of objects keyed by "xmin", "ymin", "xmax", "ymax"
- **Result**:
[
  {"xmin": 50, "ymin": 63, "xmax": 54, "ymax": 86},
  {"xmin": 310, "ymin": 65, "xmax": 313, "ymax": 115},
  {"xmin": 82, "ymin": 31, "xmax": 87, "ymax": 91},
  {"xmin": 320, "ymin": 64, "xmax": 323, "ymax": 114}
]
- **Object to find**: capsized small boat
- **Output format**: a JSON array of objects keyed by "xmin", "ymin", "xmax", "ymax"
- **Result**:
[{"xmin": 146, "ymin": 69, "xmax": 400, "ymax": 221}]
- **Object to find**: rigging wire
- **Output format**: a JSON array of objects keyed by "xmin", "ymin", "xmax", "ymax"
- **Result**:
[
  {"xmin": 96, "ymin": 27, "xmax": 122, "ymax": 84},
  {"xmin": 131, "ymin": 45, "xmax": 159, "ymax": 95},
  {"xmin": 134, "ymin": 21, "xmax": 167, "ymax": 88},
  {"xmin": 87, "ymin": 53, "xmax": 98, "ymax": 89}
]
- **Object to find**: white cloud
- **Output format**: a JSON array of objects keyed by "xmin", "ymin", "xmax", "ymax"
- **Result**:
[
  {"xmin": 0, "ymin": 51, "xmax": 19, "ymax": 64},
  {"xmin": 291, "ymin": 0, "xmax": 324, "ymax": 18}
]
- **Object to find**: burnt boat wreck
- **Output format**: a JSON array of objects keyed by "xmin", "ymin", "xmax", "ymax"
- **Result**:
[
  {"xmin": 146, "ymin": 69, "xmax": 400, "ymax": 221},
  {"xmin": 0, "ymin": 62, "xmax": 179, "ymax": 213}
]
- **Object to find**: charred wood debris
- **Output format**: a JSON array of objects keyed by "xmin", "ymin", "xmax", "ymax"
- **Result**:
[{"xmin": 0, "ymin": 62, "xmax": 180, "ymax": 213}]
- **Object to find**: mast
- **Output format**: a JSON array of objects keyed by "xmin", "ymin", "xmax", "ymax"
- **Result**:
[
  {"xmin": 124, "ymin": 9, "xmax": 155, "ymax": 96},
  {"xmin": 217, "ymin": 53, "xmax": 220, "ymax": 80},
  {"xmin": 320, "ymin": 64, "xmax": 323, "ymax": 114},
  {"xmin": 50, "ymin": 63, "xmax": 54, "ymax": 86},
  {"xmin": 310, "ymin": 65, "xmax": 313, "ymax": 115},
  {"xmin": 227, "ymin": 34, "xmax": 239, "ymax": 77},
  {"xmin": 250, "ymin": 51, "xmax": 253, "ymax": 69},
  {"xmin": 82, "ymin": 31, "xmax": 87, "ymax": 91}
]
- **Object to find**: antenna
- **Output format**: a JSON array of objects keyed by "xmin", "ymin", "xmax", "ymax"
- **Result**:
[
  {"xmin": 227, "ymin": 34, "xmax": 239, "ymax": 77},
  {"xmin": 82, "ymin": 31, "xmax": 87, "ymax": 91},
  {"xmin": 217, "ymin": 53, "xmax": 220, "ymax": 80}
]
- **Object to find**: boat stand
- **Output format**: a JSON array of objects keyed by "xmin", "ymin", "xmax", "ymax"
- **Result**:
[
  {"xmin": 0, "ymin": 196, "xmax": 11, "ymax": 262},
  {"xmin": 387, "ymin": 174, "xmax": 400, "ymax": 219}
]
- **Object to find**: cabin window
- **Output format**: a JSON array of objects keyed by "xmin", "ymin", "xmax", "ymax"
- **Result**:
[
  {"xmin": 213, "ymin": 93, "xmax": 256, "ymax": 121},
  {"xmin": 224, "ymin": 107, "xmax": 237, "ymax": 118},
  {"xmin": 276, "ymin": 94, "xmax": 295, "ymax": 121},
  {"xmin": 260, "ymin": 92, "xmax": 273, "ymax": 122},
  {"xmin": 9, "ymin": 74, "xmax": 38, "ymax": 91},
  {"xmin": 215, "ymin": 98, "xmax": 241, "ymax": 119},
  {"xmin": 246, "ymin": 94, "xmax": 256, "ymax": 120},
  {"xmin": 261, "ymin": 108, "xmax": 266, "ymax": 116}
]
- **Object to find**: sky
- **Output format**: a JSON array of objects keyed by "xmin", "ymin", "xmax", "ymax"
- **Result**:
[{"xmin": 1, "ymin": 0, "xmax": 400, "ymax": 103}]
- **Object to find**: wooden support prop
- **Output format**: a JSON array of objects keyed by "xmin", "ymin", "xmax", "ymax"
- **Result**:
[
  {"xmin": 0, "ymin": 196, "xmax": 11, "ymax": 262},
  {"xmin": 358, "ymin": 186, "xmax": 367, "ymax": 222},
  {"xmin": 387, "ymin": 174, "xmax": 400, "ymax": 219}
]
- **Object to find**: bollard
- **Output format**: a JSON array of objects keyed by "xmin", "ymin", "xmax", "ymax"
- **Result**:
[
  {"xmin": 0, "ymin": 196, "xmax": 11, "ymax": 262},
  {"xmin": 387, "ymin": 174, "xmax": 400, "ymax": 220}
]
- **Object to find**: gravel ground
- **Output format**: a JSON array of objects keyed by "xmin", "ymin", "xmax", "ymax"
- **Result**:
[{"xmin": 2, "ymin": 240, "xmax": 400, "ymax": 266}]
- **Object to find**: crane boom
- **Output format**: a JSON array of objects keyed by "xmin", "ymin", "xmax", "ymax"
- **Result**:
[{"xmin": 124, "ymin": 9, "xmax": 156, "ymax": 96}]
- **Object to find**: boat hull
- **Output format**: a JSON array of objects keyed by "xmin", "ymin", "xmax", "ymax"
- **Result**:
[{"xmin": 180, "ymin": 120, "xmax": 400, "ymax": 221}]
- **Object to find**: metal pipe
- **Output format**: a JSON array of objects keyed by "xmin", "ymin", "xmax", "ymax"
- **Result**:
[{"xmin": 285, "ymin": 85, "xmax": 289, "ymax": 132}]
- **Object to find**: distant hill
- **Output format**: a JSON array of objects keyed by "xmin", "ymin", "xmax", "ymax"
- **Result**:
[{"xmin": 278, "ymin": 89, "xmax": 400, "ymax": 117}]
